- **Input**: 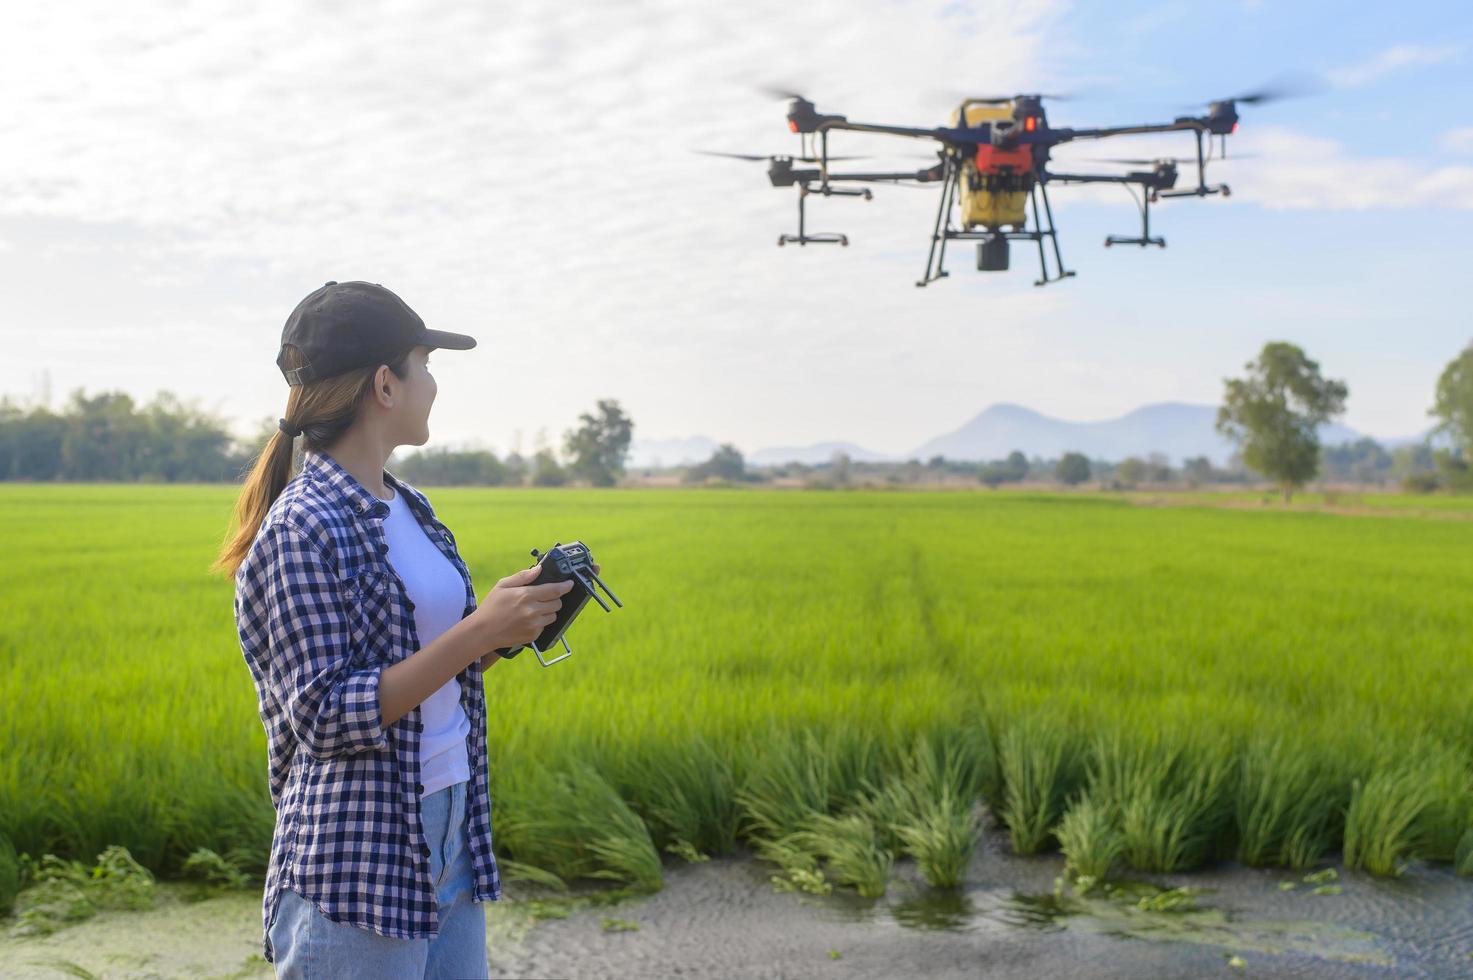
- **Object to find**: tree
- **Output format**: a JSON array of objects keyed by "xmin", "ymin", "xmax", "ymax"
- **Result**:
[
  {"xmin": 1431, "ymin": 343, "xmax": 1473, "ymax": 458},
  {"xmin": 1320, "ymin": 438, "xmax": 1392, "ymax": 485},
  {"xmin": 1216, "ymin": 341, "xmax": 1348, "ymax": 503},
  {"xmin": 980, "ymin": 450, "xmax": 1029, "ymax": 488},
  {"xmin": 1056, "ymin": 452, "xmax": 1090, "ymax": 486},
  {"xmin": 683, "ymin": 443, "xmax": 747, "ymax": 484},
  {"xmin": 1182, "ymin": 456, "xmax": 1214, "ymax": 488},
  {"xmin": 529, "ymin": 448, "xmax": 567, "ymax": 487},
  {"xmin": 561, "ymin": 399, "xmax": 633, "ymax": 487},
  {"xmin": 1114, "ymin": 456, "xmax": 1146, "ymax": 488},
  {"xmin": 830, "ymin": 451, "xmax": 852, "ymax": 486}
]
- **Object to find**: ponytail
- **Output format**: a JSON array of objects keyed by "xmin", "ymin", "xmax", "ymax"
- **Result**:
[{"xmin": 210, "ymin": 344, "xmax": 411, "ymax": 578}]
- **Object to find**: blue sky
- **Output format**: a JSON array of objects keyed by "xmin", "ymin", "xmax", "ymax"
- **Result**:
[{"xmin": 0, "ymin": 0, "xmax": 1469, "ymax": 458}]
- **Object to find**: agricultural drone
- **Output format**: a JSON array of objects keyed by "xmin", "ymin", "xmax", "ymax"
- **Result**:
[{"xmin": 700, "ymin": 87, "xmax": 1295, "ymax": 287}]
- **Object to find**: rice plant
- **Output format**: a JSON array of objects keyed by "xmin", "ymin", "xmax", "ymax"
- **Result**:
[
  {"xmin": 493, "ymin": 760, "xmax": 662, "ymax": 893},
  {"xmin": 998, "ymin": 717, "xmax": 1078, "ymax": 855},
  {"xmin": 1056, "ymin": 794, "xmax": 1124, "ymax": 884},
  {"xmin": 787, "ymin": 812, "xmax": 893, "ymax": 898},
  {"xmin": 1088, "ymin": 731, "xmax": 1233, "ymax": 873},
  {"xmin": 1342, "ymin": 750, "xmax": 1467, "ymax": 878},
  {"xmin": 5, "ymin": 484, "xmax": 1473, "ymax": 894},
  {"xmin": 1235, "ymin": 736, "xmax": 1347, "ymax": 869},
  {"xmin": 860, "ymin": 733, "xmax": 988, "ymax": 888}
]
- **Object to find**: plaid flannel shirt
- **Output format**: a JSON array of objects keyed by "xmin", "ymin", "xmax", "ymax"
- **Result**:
[{"xmin": 234, "ymin": 448, "xmax": 501, "ymax": 964}]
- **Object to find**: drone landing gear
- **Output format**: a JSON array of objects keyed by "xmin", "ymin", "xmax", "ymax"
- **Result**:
[
  {"xmin": 777, "ymin": 183, "xmax": 867, "ymax": 246},
  {"xmin": 915, "ymin": 158, "xmax": 1075, "ymax": 287},
  {"xmin": 1105, "ymin": 185, "xmax": 1165, "ymax": 248}
]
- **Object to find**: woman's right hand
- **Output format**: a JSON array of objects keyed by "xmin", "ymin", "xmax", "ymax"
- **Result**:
[{"xmin": 473, "ymin": 566, "xmax": 575, "ymax": 651}]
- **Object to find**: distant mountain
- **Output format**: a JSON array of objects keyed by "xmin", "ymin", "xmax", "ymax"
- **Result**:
[
  {"xmin": 631, "ymin": 402, "xmax": 1415, "ymax": 471},
  {"xmin": 747, "ymin": 442, "xmax": 895, "ymax": 467},
  {"xmin": 907, "ymin": 402, "xmax": 1365, "ymax": 465}
]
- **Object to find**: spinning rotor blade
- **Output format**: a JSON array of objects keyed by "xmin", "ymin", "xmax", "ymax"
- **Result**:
[
  {"xmin": 1082, "ymin": 157, "xmax": 1178, "ymax": 165},
  {"xmin": 1078, "ymin": 152, "xmax": 1259, "ymax": 165},
  {"xmin": 757, "ymin": 83, "xmax": 811, "ymax": 101},
  {"xmin": 1186, "ymin": 73, "xmax": 1322, "ymax": 109},
  {"xmin": 955, "ymin": 91, "xmax": 1075, "ymax": 103},
  {"xmin": 693, "ymin": 150, "xmax": 874, "ymax": 162},
  {"xmin": 694, "ymin": 150, "xmax": 770, "ymax": 161}
]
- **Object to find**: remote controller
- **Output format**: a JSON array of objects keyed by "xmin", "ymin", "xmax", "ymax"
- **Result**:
[{"xmin": 494, "ymin": 541, "xmax": 622, "ymax": 666}]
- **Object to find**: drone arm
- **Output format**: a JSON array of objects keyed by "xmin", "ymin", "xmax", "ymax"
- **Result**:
[
  {"xmin": 820, "ymin": 168, "xmax": 946, "ymax": 183},
  {"xmin": 816, "ymin": 119, "xmax": 950, "ymax": 143},
  {"xmin": 1049, "ymin": 119, "xmax": 1205, "ymax": 144},
  {"xmin": 1044, "ymin": 172, "xmax": 1144, "ymax": 185}
]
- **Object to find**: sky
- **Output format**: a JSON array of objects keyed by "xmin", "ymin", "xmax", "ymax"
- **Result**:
[{"xmin": 1, "ymin": 0, "xmax": 1470, "ymax": 458}]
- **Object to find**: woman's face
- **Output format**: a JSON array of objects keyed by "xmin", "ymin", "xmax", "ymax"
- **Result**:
[{"xmin": 379, "ymin": 344, "xmax": 437, "ymax": 446}]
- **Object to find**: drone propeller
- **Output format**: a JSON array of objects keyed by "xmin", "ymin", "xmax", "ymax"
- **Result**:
[
  {"xmin": 757, "ymin": 83, "xmax": 812, "ymax": 102},
  {"xmin": 1082, "ymin": 157, "xmax": 1180, "ymax": 165},
  {"xmin": 1186, "ymin": 73, "xmax": 1322, "ymax": 110},
  {"xmin": 958, "ymin": 92, "xmax": 1075, "ymax": 104},
  {"xmin": 1080, "ymin": 151, "xmax": 1259, "ymax": 165},
  {"xmin": 694, "ymin": 150, "xmax": 873, "ymax": 163}
]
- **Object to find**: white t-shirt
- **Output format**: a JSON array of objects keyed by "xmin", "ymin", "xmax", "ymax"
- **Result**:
[{"xmin": 380, "ymin": 484, "xmax": 471, "ymax": 797}]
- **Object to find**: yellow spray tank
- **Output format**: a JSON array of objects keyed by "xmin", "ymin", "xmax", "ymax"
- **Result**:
[{"xmin": 948, "ymin": 102, "xmax": 1034, "ymax": 230}]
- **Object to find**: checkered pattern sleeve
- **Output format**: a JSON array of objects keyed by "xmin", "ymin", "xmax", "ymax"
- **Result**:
[{"xmin": 260, "ymin": 519, "xmax": 389, "ymax": 759}]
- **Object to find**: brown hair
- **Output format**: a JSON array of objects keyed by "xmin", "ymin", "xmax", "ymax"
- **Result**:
[{"xmin": 210, "ymin": 344, "xmax": 412, "ymax": 579}]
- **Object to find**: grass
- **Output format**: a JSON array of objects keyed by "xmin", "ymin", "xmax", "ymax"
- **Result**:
[{"xmin": 2, "ymin": 484, "xmax": 1472, "ymax": 907}]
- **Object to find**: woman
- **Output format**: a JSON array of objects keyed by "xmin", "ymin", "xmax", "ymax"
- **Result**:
[{"xmin": 212, "ymin": 281, "xmax": 591, "ymax": 978}]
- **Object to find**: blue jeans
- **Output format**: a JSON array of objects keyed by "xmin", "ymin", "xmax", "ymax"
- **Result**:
[{"xmin": 269, "ymin": 778, "xmax": 488, "ymax": 979}]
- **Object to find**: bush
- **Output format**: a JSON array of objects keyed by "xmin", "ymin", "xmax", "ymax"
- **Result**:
[
  {"xmin": 12, "ymin": 845, "xmax": 156, "ymax": 936},
  {"xmin": 1401, "ymin": 473, "xmax": 1441, "ymax": 494}
]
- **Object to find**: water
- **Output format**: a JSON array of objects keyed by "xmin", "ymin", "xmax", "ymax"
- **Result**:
[
  {"xmin": 5, "ymin": 830, "xmax": 1472, "ymax": 978},
  {"xmin": 491, "ymin": 831, "xmax": 1473, "ymax": 979}
]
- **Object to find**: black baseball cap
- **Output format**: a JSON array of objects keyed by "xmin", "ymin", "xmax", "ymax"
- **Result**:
[{"xmin": 277, "ymin": 280, "xmax": 476, "ymax": 386}]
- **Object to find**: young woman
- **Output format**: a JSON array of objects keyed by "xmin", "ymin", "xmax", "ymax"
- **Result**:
[{"xmin": 212, "ymin": 281, "xmax": 591, "ymax": 979}]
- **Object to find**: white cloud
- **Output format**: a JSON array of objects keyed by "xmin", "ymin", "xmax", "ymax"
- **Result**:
[
  {"xmin": 1325, "ymin": 43, "xmax": 1460, "ymax": 88},
  {"xmin": 1443, "ymin": 126, "xmax": 1473, "ymax": 155},
  {"xmin": 1046, "ymin": 125, "xmax": 1473, "ymax": 211},
  {"xmin": 0, "ymin": 0, "xmax": 1082, "ymax": 453},
  {"xmin": 1233, "ymin": 127, "xmax": 1473, "ymax": 210}
]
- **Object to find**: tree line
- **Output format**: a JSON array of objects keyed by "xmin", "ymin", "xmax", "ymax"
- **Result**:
[
  {"xmin": 0, "ymin": 392, "xmax": 633, "ymax": 487},
  {"xmin": 2, "ymin": 341, "xmax": 1469, "ymax": 497}
]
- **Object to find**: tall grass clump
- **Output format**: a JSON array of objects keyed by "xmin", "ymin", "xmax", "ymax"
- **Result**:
[
  {"xmin": 494, "ymin": 761, "xmax": 662, "ymax": 893},
  {"xmin": 1235, "ymin": 736, "xmax": 1349, "ymax": 869},
  {"xmin": 734, "ymin": 729, "xmax": 834, "ymax": 869},
  {"xmin": 1455, "ymin": 829, "xmax": 1473, "ymax": 877},
  {"xmin": 787, "ymin": 813, "xmax": 893, "ymax": 898},
  {"xmin": 615, "ymin": 736, "xmax": 742, "ymax": 860},
  {"xmin": 0, "ymin": 834, "xmax": 20, "ymax": 916},
  {"xmin": 998, "ymin": 717, "xmax": 1078, "ymax": 855},
  {"xmin": 1344, "ymin": 747, "xmax": 1472, "ymax": 877},
  {"xmin": 853, "ymin": 731, "xmax": 991, "ymax": 888},
  {"xmin": 1056, "ymin": 793, "xmax": 1124, "ymax": 885},
  {"xmin": 1088, "ymin": 730, "xmax": 1234, "ymax": 873}
]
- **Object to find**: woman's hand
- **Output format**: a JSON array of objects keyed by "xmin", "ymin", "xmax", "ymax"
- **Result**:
[{"xmin": 473, "ymin": 567, "xmax": 574, "ymax": 651}]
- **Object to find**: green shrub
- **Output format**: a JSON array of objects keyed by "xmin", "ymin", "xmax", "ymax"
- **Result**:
[{"xmin": 13, "ymin": 845, "xmax": 155, "ymax": 936}]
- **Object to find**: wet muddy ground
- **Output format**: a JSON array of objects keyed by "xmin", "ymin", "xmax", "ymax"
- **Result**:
[{"xmin": 6, "ymin": 830, "xmax": 1473, "ymax": 978}]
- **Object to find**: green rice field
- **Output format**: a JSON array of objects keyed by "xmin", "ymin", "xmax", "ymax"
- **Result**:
[{"xmin": 3, "ymin": 484, "xmax": 1472, "ymax": 912}]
